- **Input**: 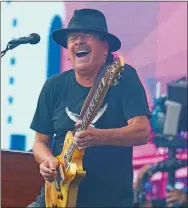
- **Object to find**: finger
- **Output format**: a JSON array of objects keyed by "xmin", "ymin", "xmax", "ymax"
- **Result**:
[
  {"xmin": 40, "ymin": 163, "xmax": 53, "ymax": 173},
  {"xmin": 40, "ymin": 165, "xmax": 57, "ymax": 174},
  {"xmin": 42, "ymin": 160, "xmax": 50, "ymax": 168},
  {"xmin": 78, "ymin": 142, "xmax": 92, "ymax": 150},
  {"xmin": 72, "ymin": 136, "xmax": 81, "ymax": 146},
  {"xmin": 74, "ymin": 135, "xmax": 92, "ymax": 143},
  {"xmin": 42, "ymin": 172, "xmax": 57, "ymax": 179},
  {"xmin": 167, "ymin": 192, "xmax": 175, "ymax": 197},
  {"xmin": 74, "ymin": 136, "xmax": 92, "ymax": 148},
  {"xmin": 49, "ymin": 159, "xmax": 58, "ymax": 170},
  {"xmin": 75, "ymin": 130, "xmax": 90, "ymax": 138},
  {"xmin": 75, "ymin": 120, "xmax": 82, "ymax": 127},
  {"xmin": 83, "ymin": 135, "xmax": 93, "ymax": 142},
  {"xmin": 167, "ymin": 196, "xmax": 177, "ymax": 203},
  {"xmin": 41, "ymin": 166, "xmax": 54, "ymax": 174}
]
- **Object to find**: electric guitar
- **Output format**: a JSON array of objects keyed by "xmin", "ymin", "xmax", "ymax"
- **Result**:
[{"xmin": 45, "ymin": 55, "xmax": 124, "ymax": 208}]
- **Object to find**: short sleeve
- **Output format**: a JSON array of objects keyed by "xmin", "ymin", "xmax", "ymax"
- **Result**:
[
  {"xmin": 30, "ymin": 78, "xmax": 55, "ymax": 135},
  {"xmin": 121, "ymin": 65, "xmax": 152, "ymax": 121}
]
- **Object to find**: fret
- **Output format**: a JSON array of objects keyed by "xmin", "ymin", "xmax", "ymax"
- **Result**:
[
  {"xmin": 94, "ymin": 92, "xmax": 100, "ymax": 103},
  {"xmin": 81, "ymin": 123, "xmax": 84, "ymax": 131},
  {"xmin": 82, "ymin": 115, "xmax": 87, "ymax": 128},
  {"xmin": 90, "ymin": 98, "xmax": 95, "ymax": 111},
  {"xmin": 101, "ymin": 77, "xmax": 106, "ymax": 87},
  {"xmin": 94, "ymin": 88, "xmax": 100, "ymax": 102},
  {"xmin": 86, "ymin": 108, "xmax": 91, "ymax": 120},
  {"xmin": 77, "ymin": 125, "xmax": 83, "ymax": 132},
  {"xmin": 98, "ymin": 81, "xmax": 103, "ymax": 92}
]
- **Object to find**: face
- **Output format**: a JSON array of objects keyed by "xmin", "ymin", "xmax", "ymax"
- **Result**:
[{"xmin": 67, "ymin": 31, "xmax": 109, "ymax": 75}]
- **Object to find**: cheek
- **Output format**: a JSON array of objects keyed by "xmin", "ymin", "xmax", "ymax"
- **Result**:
[
  {"xmin": 92, "ymin": 42, "xmax": 108, "ymax": 57},
  {"xmin": 67, "ymin": 45, "xmax": 74, "ymax": 59},
  {"xmin": 92, "ymin": 46, "xmax": 106, "ymax": 59}
]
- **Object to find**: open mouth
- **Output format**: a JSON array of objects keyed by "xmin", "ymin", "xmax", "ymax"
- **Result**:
[{"xmin": 76, "ymin": 50, "xmax": 90, "ymax": 58}]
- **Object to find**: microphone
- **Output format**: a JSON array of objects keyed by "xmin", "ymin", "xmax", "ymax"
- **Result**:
[{"xmin": 8, "ymin": 33, "xmax": 41, "ymax": 45}]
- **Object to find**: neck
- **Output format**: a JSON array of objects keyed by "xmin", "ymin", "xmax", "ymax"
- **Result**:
[{"xmin": 75, "ymin": 69, "xmax": 99, "ymax": 87}]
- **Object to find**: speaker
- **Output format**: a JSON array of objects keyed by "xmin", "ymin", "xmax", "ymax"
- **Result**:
[
  {"xmin": 167, "ymin": 79, "xmax": 187, "ymax": 131},
  {"xmin": 163, "ymin": 100, "xmax": 182, "ymax": 136}
]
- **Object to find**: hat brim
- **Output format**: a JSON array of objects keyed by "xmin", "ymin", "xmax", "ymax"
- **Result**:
[{"xmin": 52, "ymin": 28, "xmax": 121, "ymax": 52}]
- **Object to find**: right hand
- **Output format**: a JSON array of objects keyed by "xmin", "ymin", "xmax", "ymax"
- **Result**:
[{"xmin": 39, "ymin": 157, "xmax": 58, "ymax": 182}]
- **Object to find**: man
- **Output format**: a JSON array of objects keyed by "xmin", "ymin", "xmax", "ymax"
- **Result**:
[
  {"xmin": 28, "ymin": 8, "xmax": 151, "ymax": 207},
  {"xmin": 138, "ymin": 189, "xmax": 187, "ymax": 208},
  {"xmin": 134, "ymin": 165, "xmax": 188, "ymax": 208}
]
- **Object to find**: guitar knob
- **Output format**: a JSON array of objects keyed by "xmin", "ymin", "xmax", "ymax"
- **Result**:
[{"xmin": 58, "ymin": 193, "xmax": 64, "ymax": 200}]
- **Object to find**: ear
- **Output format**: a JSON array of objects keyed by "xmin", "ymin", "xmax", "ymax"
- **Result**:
[
  {"xmin": 67, "ymin": 49, "xmax": 71, "ymax": 60},
  {"xmin": 104, "ymin": 41, "xmax": 109, "ymax": 56}
]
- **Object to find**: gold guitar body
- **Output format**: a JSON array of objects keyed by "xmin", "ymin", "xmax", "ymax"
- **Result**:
[{"xmin": 45, "ymin": 131, "xmax": 86, "ymax": 208}]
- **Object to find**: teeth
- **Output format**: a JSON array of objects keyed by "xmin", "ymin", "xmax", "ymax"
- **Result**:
[
  {"xmin": 76, "ymin": 50, "xmax": 90, "ymax": 58},
  {"xmin": 76, "ymin": 50, "xmax": 88, "ymax": 54}
]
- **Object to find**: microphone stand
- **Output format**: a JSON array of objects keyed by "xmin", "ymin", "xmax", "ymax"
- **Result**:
[
  {"xmin": 167, "ymin": 147, "xmax": 177, "ymax": 187},
  {"xmin": 1, "ymin": 43, "xmax": 20, "ymax": 57}
]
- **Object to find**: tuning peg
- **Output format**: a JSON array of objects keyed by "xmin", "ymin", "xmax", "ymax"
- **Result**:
[
  {"xmin": 118, "ymin": 73, "xmax": 122, "ymax": 79},
  {"xmin": 113, "ymin": 79, "xmax": 120, "ymax": 86},
  {"xmin": 113, "ymin": 79, "xmax": 117, "ymax": 85}
]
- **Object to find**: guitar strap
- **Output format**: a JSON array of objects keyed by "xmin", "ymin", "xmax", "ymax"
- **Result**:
[{"xmin": 79, "ymin": 62, "xmax": 111, "ymax": 120}]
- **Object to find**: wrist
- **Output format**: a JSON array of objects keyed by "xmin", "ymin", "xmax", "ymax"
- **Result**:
[
  {"xmin": 100, "ymin": 134, "xmax": 104, "ymax": 145},
  {"xmin": 41, "ymin": 155, "xmax": 56, "ymax": 164},
  {"xmin": 97, "ymin": 128, "xmax": 108, "ymax": 145}
]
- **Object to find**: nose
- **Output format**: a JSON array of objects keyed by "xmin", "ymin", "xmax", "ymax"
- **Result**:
[{"xmin": 75, "ymin": 35, "xmax": 85, "ymax": 45}]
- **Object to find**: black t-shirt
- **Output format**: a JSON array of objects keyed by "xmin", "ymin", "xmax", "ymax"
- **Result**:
[{"xmin": 30, "ymin": 64, "xmax": 151, "ymax": 207}]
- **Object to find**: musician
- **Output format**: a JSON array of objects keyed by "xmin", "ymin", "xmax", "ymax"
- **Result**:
[{"xmin": 28, "ymin": 8, "xmax": 151, "ymax": 207}]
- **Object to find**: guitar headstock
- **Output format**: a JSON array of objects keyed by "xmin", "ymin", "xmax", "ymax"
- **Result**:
[{"xmin": 106, "ymin": 55, "xmax": 124, "ymax": 86}]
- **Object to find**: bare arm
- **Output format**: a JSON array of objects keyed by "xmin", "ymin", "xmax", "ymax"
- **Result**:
[
  {"xmin": 74, "ymin": 116, "xmax": 150, "ymax": 149},
  {"xmin": 32, "ymin": 132, "xmax": 58, "ymax": 181},
  {"xmin": 99, "ymin": 116, "xmax": 150, "ymax": 146},
  {"xmin": 32, "ymin": 132, "xmax": 54, "ymax": 164}
]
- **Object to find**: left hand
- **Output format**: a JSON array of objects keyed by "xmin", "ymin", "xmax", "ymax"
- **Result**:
[{"xmin": 73, "ymin": 121, "xmax": 103, "ymax": 150}]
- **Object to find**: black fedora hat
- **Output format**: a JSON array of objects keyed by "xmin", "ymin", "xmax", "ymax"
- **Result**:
[{"xmin": 52, "ymin": 8, "xmax": 121, "ymax": 52}]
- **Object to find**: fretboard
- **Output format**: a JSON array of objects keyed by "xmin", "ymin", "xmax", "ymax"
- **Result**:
[
  {"xmin": 76, "ymin": 76, "xmax": 108, "ymax": 132},
  {"xmin": 65, "ymin": 74, "xmax": 109, "ymax": 163}
]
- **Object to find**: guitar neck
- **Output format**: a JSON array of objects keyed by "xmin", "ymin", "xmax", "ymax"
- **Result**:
[
  {"xmin": 66, "ymin": 75, "xmax": 109, "ymax": 158},
  {"xmin": 73, "ymin": 75, "xmax": 109, "ymax": 134}
]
